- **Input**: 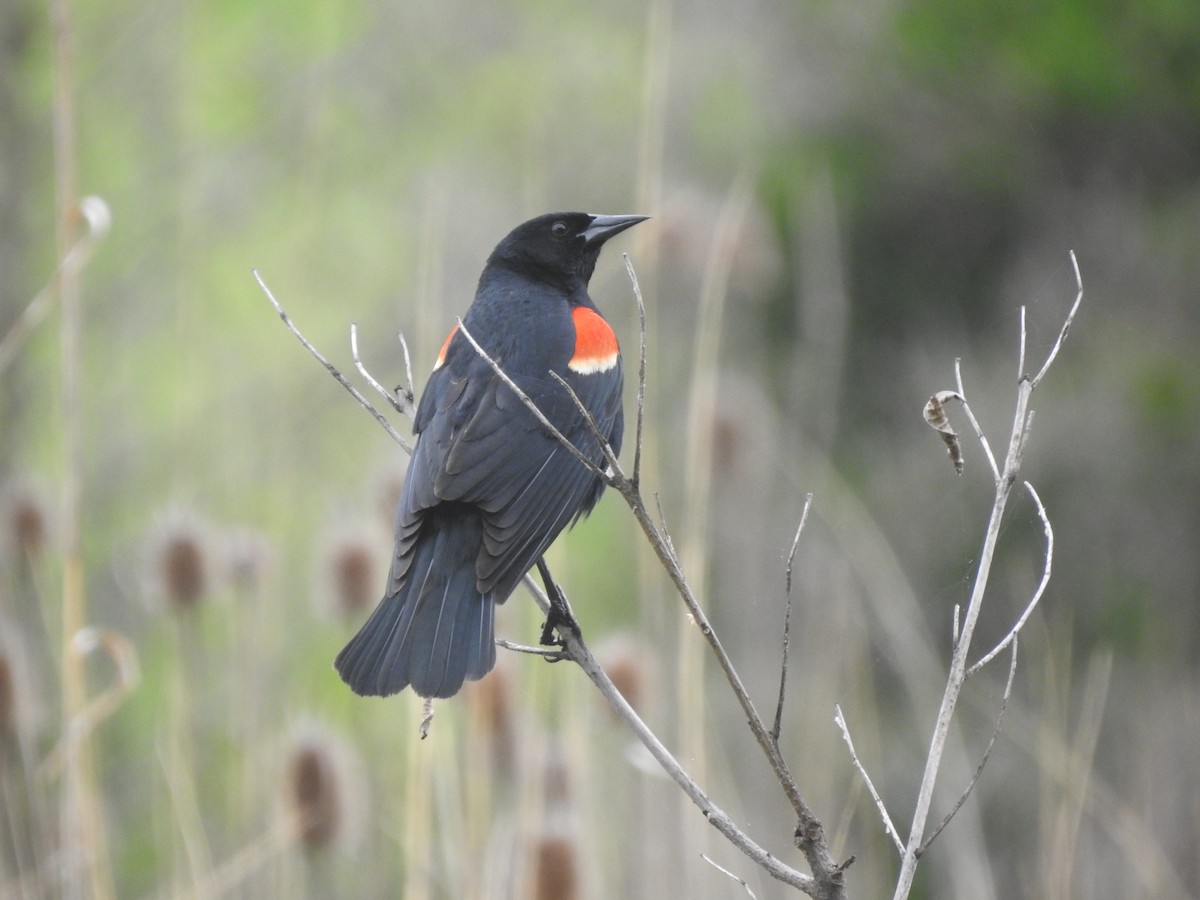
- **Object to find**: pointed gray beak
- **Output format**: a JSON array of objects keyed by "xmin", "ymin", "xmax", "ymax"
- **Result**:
[{"xmin": 581, "ymin": 213, "xmax": 650, "ymax": 246}]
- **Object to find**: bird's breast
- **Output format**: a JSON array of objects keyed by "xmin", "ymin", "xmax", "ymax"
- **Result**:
[{"xmin": 568, "ymin": 307, "xmax": 619, "ymax": 375}]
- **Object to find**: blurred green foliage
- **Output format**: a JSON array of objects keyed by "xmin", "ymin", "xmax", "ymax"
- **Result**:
[{"xmin": 898, "ymin": 0, "xmax": 1200, "ymax": 114}]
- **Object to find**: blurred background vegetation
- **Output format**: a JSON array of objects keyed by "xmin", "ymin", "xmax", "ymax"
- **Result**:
[{"xmin": 2, "ymin": 0, "xmax": 1198, "ymax": 897}]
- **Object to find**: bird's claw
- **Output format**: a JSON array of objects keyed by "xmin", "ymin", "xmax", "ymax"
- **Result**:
[{"xmin": 539, "ymin": 605, "xmax": 580, "ymax": 649}]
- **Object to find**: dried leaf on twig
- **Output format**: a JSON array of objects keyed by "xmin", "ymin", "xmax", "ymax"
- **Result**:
[{"xmin": 923, "ymin": 390, "xmax": 964, "ymax": 475}]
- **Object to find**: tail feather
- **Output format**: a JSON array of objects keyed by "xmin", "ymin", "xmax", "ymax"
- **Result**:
[{"xmin": 334, "ymin": 511, "xmax": 496, "ymax": 698}]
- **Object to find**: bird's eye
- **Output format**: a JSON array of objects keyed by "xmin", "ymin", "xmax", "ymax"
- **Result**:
[{"xmin": 551, "ymin": 221, "xmax": 569, "ymax": 237}]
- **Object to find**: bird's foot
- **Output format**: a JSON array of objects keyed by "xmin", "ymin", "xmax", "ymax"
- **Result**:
[
  {"xmin": 534, "ymin": 556, "xmax": 581, "ymax": 662},
  {"xmin": 539, "ymin": 601, "xmax": 580, "ymax": 652},
  {"xmin": 537, "ymin": 557, "xmax": 581, "ymax": 651}
]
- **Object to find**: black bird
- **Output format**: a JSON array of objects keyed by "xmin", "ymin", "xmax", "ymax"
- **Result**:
[{"xmin": 335, "ymin": 212, "xmax": 647, "ymax": 698}]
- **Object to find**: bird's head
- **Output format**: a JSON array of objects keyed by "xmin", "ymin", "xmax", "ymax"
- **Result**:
[{"xmin": 486, "ymin": 212, "xmax": 648, "ymax": 289}]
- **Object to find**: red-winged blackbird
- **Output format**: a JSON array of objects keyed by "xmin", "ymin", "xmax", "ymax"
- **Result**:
[{"xmin": 335, "ymin": 212, "xmax": 647, "ymax": 698}]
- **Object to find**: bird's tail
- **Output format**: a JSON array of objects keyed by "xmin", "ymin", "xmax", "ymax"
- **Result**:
[{"xmin": 334, "ymin": 512, "xmax": 496, "ymax": 699}]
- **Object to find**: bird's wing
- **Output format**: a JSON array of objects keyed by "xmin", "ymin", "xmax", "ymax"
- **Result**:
[{"xmin": 396, "ymin": 356, "xmax": 621, "ymax": 600}]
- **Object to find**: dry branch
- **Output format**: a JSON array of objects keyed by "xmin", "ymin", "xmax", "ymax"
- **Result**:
[
  {"xmin": 888, "ymin": 255, "xmax": 1083, "ymax": 900},
  {"xmin": 254, "ymin": 270, "xmax": 413, "ymax": 455}
]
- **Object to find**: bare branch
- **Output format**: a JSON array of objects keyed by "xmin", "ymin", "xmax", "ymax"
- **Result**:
[
  {"xmin": 255, "ymin": 270, "xmax": 413, "ymax": 454},
  {"xmin": 518, "ymin": 573, "xmax": 818, "ymax": 895},
  {"xmin": 892, "ymin": 256, "xmax": 1081, "ymax": 899},
  {"xmin": 617, "ymin": 478, "xmax": 845, "ymax": 891},
  {"xmin": 967, "ymin": 481, "xmax": 1053, "ymax": 677},
  {"xmin": 834, "ymin": 704, "xmax": 903, "ymax": 855},
  {"xmin": 919, "ymin": 638, "xmax": 1019, "ymax": 857},
  {"xmin": 773, "ymin": 494, "xmax": 814, "ymax": 745}
]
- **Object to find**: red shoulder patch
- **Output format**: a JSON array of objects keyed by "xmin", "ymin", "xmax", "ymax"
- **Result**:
[
  {"xmin": 432, "ymin": 323, "xmax": 459, "ymax": 371},
  {"xmin": 569, "ymin": 307, "xmax": 619, "ymax": 375}
]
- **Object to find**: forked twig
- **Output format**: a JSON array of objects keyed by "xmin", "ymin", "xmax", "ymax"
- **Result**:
[
  {"xmin": 890, "ymin": 254, "xmax": 1082, "ymax": 900},
  {"xmin": 254, "ymin": 270, "xmax": 412, "ymax": 455},
  {"xmin": 351, "ymin": 322, "xmax": 412, "ymax": 418},
  {"xmin": 918, "ymin": 638, "xmax": 1020, "ymax": 856}
]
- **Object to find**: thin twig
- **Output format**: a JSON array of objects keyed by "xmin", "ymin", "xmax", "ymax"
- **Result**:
[
  {"xmin": 452, "ymin": 318, "xmax": 614, "ymax": 485},
  {"xmin": 967, "ymin": 481, "xmax": 1052, "ymax": 677},
  {"xmin": 1017, "ymin": 306, "xmax": 1028, "ymax": 383},
  {"xmin": 773, "ymin": 494, "xmax": 813, "ymax": 745},
  {"xmin": 653, "ymin": 492, "xmax": 675, "ymax": 559},
  {"xmin": 952, "ymin": 360, "xmax": 1000, "ymax": 483},
  {"xmin": 918, "ymin": 638, "xmax": 1019, "ymax": 857},
  {"xmin": 494, "ymin": 638, "xmax": 562, "ymax": 659},
  {"xmin": 834, "ymin": 705, "xmax": 903, "ymax": 855},
  {"xmin": 701, "ymin": 854, "xmax": 759, "ymax": 899},
  {"xmin": 548, "ymin": 371, "xmax": 626, "ymax": 478},
  {"xmin": 624, "ymin": 252, "xmax": 649, "ymax": 488},
  {"xmin": 254, "ymin": 270, "xmax": 412, "ymax": 454},
  {"xmin": 397, "ymin": 330, "xmax": 416, "ymax": 414},
  {"xmin": 1030, "ymin": 250, "xmax": 1083, "ymax": 387},
  {"xmin": 350, "ymin": 322, "xmax": 409, "ymax": 417}
]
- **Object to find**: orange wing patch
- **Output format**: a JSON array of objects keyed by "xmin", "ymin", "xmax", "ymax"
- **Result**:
[
  {"xmin": 432, "ymin": 323, "xmax": 459, "ymax": 371},
  {"xmin": 569, "ymin": 307, "xmax": 619, "ymax": 375}
]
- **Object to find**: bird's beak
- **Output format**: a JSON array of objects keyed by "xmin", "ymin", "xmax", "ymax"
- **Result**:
[{"xmin": 581, "ymin": 214, "xmax": 650, "ymax": 245}]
